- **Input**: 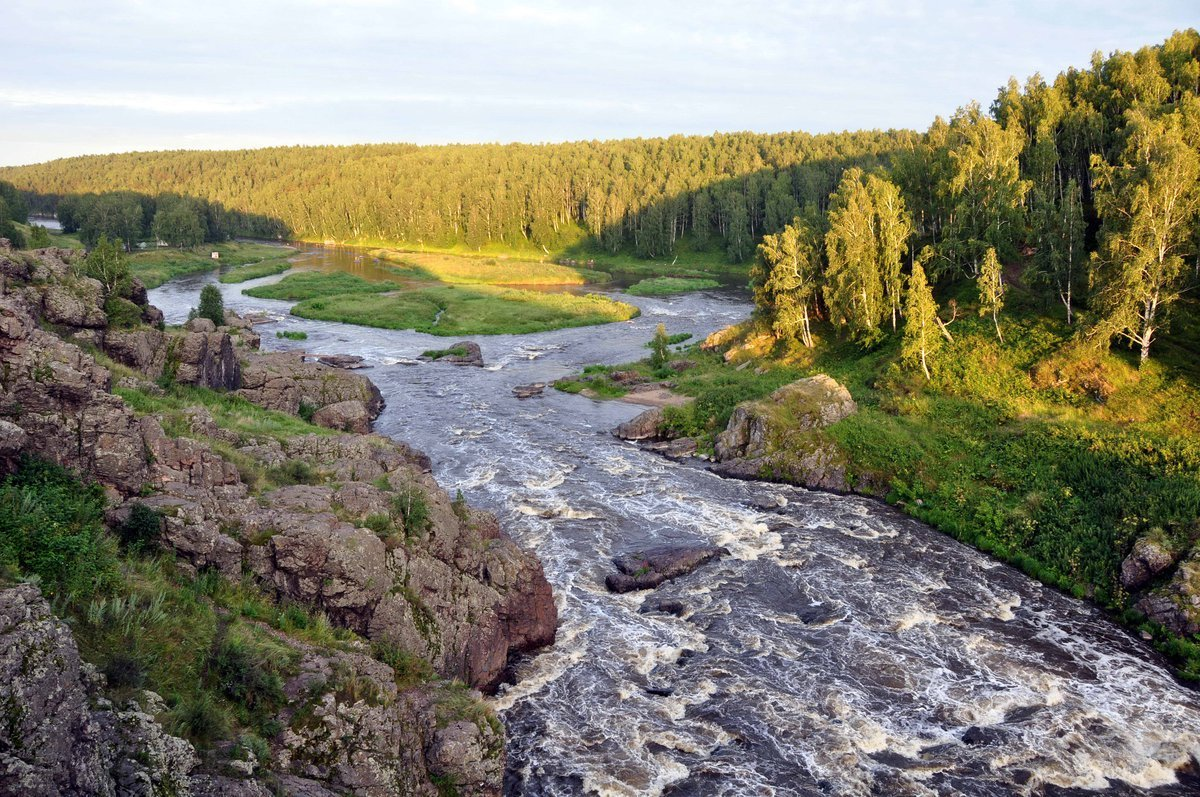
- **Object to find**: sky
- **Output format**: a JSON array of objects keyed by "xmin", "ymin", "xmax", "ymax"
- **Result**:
[{"xmin": 0, "ymin": 0, "xmax": 1196, "ymax": 166}]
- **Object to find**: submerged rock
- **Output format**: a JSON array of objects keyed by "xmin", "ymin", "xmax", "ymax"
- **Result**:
[
  {"xmin": 605, "ymin": 544, "xmax": 727, "ymax": 593},
  {"xmin": 315, "ymin": 353, "xmax": 367, "ymax": 369},
  {"xmin": 512, "ymin": 383, "xmax": 546, "ymax": 399}
]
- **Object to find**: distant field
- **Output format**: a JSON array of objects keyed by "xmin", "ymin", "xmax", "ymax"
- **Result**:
[
  {"xmin": 374, "ymin": 249, "xmax": 610, "ymax": 285},
  {"xmin": 245, "ymin": 271, "xmax": 638, "ymax": 335},
  {"xmin": 131, "ymin": 242, "xmax": 293, "ymax": 288},
  {"xmin": 625, "ymin": 277, "xmax": 721, "ymax": 296}
]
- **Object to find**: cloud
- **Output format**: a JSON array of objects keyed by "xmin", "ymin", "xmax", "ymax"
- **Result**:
[{"xmin": 0, "ymin": 88, "xmax": 267, "ymax": 115}]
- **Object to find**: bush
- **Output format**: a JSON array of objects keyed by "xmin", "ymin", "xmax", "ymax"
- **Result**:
[
  {"xmin": 168, "ymin": 693, "xmax": 230, "ymax": 745},
  {"xmin": 391, "ymin": 486, "xmax": 431, "ymax": 538},
  {"xmin": 0, "ymin": 458, "xmax": 119, "ymax": 598},
  {"xmin": 104, "ymin": 296, "xmax": 143, "ymax": 329},
  {"xmin": 196, "ymin": 284, "xmax": 224, "ymax": 325},
  {"xmin": 275, "ymin": 330, "xmax": 308, "ymax": 340},
  {"xmin": 76, "ymin": 235, "xmax": 131, "ymax": 297},
  {"xmin": 117, "ymin": 503, "xmax": 163, "ymax": 553},
  {"xmin": 213, "ymin": 637, "xmax": 284, "ymax": 711}
]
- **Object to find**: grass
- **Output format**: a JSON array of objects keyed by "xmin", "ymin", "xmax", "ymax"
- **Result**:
[
  {"xmin": 130, "ymin": 242, "xmax": 293, "ymax": 289},
  {"xmin": 561, "ymin": 294, "xmax": 1200, "ymax": 679},
  {"xmin": 12, "ymin": 220, "xmax": 84, "ymax": 250},
  {"xmin": 114, "ymin": 382, "xmax": 331, "ymax": 446},
  {"xmin": 275, "ymin": 330, "xmax": 308, "ymax": 340},
  {"xmin": 375, "ymin": 249, "xmax": 610, "ymax": 285},
  {"xmin": 218, "ymin": 255, "xmax": 294, "ymax": 283},
  {"xmin": 422, "ymin": 346, "xmax": 470, "ymax": 359},
  {"xmin": 248, "ymin": 272, "xmax": 640, "ymax": 335},
  {"xmin": 295, "ymin": 284, "xmax": 638, "ymax": 336},
  {"xmin": 244, "ymin": 271, "xmax": 399, "ymax": 301},
  {"xmin": 625, "ymin": 277, "xmax": 721, "ymax": 296}
]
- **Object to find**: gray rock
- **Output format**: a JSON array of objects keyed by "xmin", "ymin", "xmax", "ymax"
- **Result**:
[
  {"xmin": 615, "ymin": 407, "xmax": 665, "ymax": 441},
  {"xmin": 312, "ymin": 400, "xmax": 373, "ymax": 433},
  {"xmin": 185, "ymin": 317, "xmax": 216, "ymax": 333},
  {"xmin": 606, "ymin": 545, "xmax": 727, "ymax": 593},
  {"xmin": 512, "ymin": 383, "xmax": 546, "ymax": 399},
  {"xmin": 1121, "ymin": 535, "xmax": 1177, "ymax": 590}
]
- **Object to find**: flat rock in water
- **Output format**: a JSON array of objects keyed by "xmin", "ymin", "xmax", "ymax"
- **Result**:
[
  {"xmin": 645, "ymin": 437, "xmax": 697, "ymax": 459},
  {"xmin": 316, "ymin": 354, "xmax": 368, "ymax": 369},
  {"xmin": 513, "ymin": 383, "xmax": 546, "ymax": 399},
  {"xmin": 605, "ymin": 544, "xmax": 727, "ymax": 593}
]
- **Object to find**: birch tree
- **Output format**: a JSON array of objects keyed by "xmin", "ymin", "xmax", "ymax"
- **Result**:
[
  {"xmin": 902, "ymin": 261, "xmax": 942, "ymax": 380},
  {"xmin": 977, "ymin": 247, "xmax": 1006, "ymax": 341},
  {"xmin": 754, "ymin": 216, "xmax": 822, "ymax": 347},
  {"xmin": 1090, "ymin": 103, "xmax": 1200, "ymax": 362}
]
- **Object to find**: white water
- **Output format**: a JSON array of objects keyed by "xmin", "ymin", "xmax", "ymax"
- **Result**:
[{"xmin": 150, "ymin": 250, "xmax": 1200, "ymax": 797}]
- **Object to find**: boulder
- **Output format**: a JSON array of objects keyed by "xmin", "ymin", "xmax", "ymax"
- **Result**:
[
  {"xmin": 176, "ymin": 330, "xmax": 241, "ymax": 389},
  {"xmin": 715, "ymin": 374, "xmax": 856, "ymax": 461},
  {"xmin": 1121, "ymin": 535, "xmax": 1178, "ymax": 590},
  {"xmin": 1136, "ymin": 556, "xmax": 1200, "ymax": 636},
  {"xmin": 615, "ymin": 407, "xmax": 665, "ymax": 441},
  {"xmin": 312, "ymin": 399, "xmax": 373, "ymax": 433},
  {"xmin": 605, "ymin": 544, "xmax": 727, "ymax": 593},
  {"xmin": 645, "ymin": 437, "xmax": 697, "ymax": 459},
  {"xmin": 711, "ymin": 374, "xmax": 859, "ymax": 493},
  {"xmin": 424, "ymin": 341, "xmax": 484, "ymax": 367},
  {"xmin": 104, "ymin": 327, "xmax": 168, "ymax": 377},
  {"xmin": 239, "ymin": 351, "xmax": 384, "ymax": 418},
  {"xmin": 185, "ymin": 317, "xmax": 217, "ymax": 333}
]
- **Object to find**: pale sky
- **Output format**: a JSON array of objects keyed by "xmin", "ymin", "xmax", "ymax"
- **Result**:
[{"xmin": 0, "ymin": 0, "xmax": 1195, "ymax": 166}]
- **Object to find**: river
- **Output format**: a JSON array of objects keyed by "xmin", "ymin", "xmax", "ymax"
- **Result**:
[{"xmin": 149, "ymin": 245, "xmax": 1200, "ymax": 797}]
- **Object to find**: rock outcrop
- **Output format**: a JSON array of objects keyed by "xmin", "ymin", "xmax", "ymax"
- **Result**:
[
  {"xmin": 0, "ymin": 248, "xmax": 558, "ymax": 795},
  {"xmin": 615, "ymin": 407, "xmax": 665, "ymax": 441},
  {"xmin": 710, "ymin": 374, "xmax": 859, "ymax": 492},
  {"xmin": 0, "ymin": 584, "xmax": 197, "ymax": 796},
  {"xmin": 422, "ymin": 341, "xmax": 484, "ymax": 367},
  {"xmin": 0, "ymin": 583, "xmax": 508, "ymax": 797},
  {"xmin": 1121, "ymin": 535, "xmax": 1179, "ymax": 590},
  {"xmin": 239, "ymin": 351, "xmax": 384, "ymax": 419}
]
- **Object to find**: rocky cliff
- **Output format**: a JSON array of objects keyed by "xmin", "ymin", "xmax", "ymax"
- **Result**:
[{"xmin": 0, "ymin": 244, "xmax": 557, "ymax": 795}]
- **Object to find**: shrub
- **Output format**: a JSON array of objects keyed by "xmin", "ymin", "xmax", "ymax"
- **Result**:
[
  {"xmin": 275, "ymin": 330, "xmax": 308, "ymax": 340},
  {"xmin": 169, "ymin": 693, "xmax": 230, "ymax": 745},
  {"xmin": 104, "ymin": 296, "xmax": 143, "ymax": 329},
  {"xmin": 196, "ymin": 284, "xmax": 225, "ymax": 326},
  {"xmin": 213, "ymin": 636, "xmax": 284, "ymax": 711},
  {"xmin": 76, "ymin": 235, "xmax": 131, "ymax": 298},
  {"xmin": 391, "ymin": 486, "xmax": 431, "ymax": 538},
  {"xmin": 103, "ymin": 652, "xmax": 147, "ymax": 689},
  {"xmin": 117, "ymin": 503, "xmax": 163, "ymax": 553},
  {"xmin": 0, "ymin": 457, "xmax": 119, "ymax": 598}
]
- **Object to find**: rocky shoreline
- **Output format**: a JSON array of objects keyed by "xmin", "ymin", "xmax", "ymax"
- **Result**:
[
  {"xmin": 0, "ymin": 243, "xmax": 557, "ymax": 796},
  {"xmin": 614, "ymin": 368, "xmax": 1200, "ymax": 657}
]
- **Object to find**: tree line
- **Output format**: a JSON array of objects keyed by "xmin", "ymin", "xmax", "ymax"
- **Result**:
[
  {"xmin": 752, "ymin": 29, "xmax": 1200, "ymax": 365},
  {"xmin": 2, "ymin": 132, "xmax": 912, "ymax": 260}
]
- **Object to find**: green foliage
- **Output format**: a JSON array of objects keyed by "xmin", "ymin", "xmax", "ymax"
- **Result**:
[
  {"xmin": 275, "ymin": 330, "xmax": 308, "ymax": 340},
  {"xmin": 370, "ymin": 640, "xmax": 435, "ymax": 689},
  {"xmin": 103, "ymin": 295, "xmax": 143, "ymax": 329},
  {"xmin": 152, "ymin": 202, "xmax": 205, "ymax": 248},
  {"xmin": 648, "ymin": 324, "xmax": 671, "ymax": 370},
  {"xmin": 901, "ymin": 259, "xmax": 943, "ymax": 380},
  {"xmin": 77, "ymin": 234, "xmax": 131, "ymax": 298},
  {"xmin": 0, "ymin": 458, "xmax": 119, "ymax": 598},
  {"xmin": 117, "ymin": 503, "xmax": 163, "ymax": 553},
  {"xmin": 268, "ymin": 459, "xmax": 319, "ymax": 486},
  {"xmin": 391, "ymin": 486, "xmax": 431, "ymax": 538},
  {"xmin": 377, "ymin": 249, "xmax": 609, "ymax": 285},
  {"xmin": 625, "ymin": 277, "xmax": 719, "ymax": 296},
  {"xmin": 196, "ymin": 284, "xmax": 224, "ymax": 325},
  {"xmin": 131, "ymin": 241, "xmax": 289, "ymax": 289},
  {"xmin": 257, "ymin": 274, "xmax": 640, "ymax": 336},
  {"xmin": 754, "ymin": 215, "xmax": 822, "ymax": 347},
  {"xmin": 244, "ymin": 271, "xmax": 398, "ymax": 301},
  {"xmin": 422, "ymin": 346, "xmax": 469, "ymax": 360},
  {"xmin": 27, "ymin": 224, "xmax": 50, "ymax": 248}
]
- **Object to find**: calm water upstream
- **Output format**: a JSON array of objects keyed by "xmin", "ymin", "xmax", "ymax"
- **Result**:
[{"xmin": 150, "ymin": 245, "xmax": 1200, "ymax": 797}]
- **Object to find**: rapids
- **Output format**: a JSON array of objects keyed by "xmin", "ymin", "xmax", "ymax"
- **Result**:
[{"xmin": 150, "ymin": 246, "xmax": 1200, "ymax": 797}]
